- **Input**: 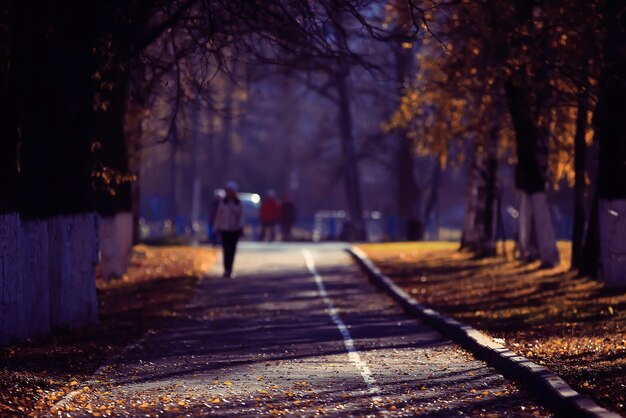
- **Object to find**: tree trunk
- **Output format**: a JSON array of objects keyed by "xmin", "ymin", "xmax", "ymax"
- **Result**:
[
  {"xmin": 99, "ymin": 216, "xmax": 122, "ymax": 279},
  {"xmin": 125, "ymin": 95, "xmax": 144, "ymax": 245},
  {"xmin": 531, "ymin": 193, "xmax": 560, "ymax": 265},
  {"xmin": 190, "ymin": 100, "xmax": 203, "ymax": 242},
  {"xmin": 131, "ymin": 180, "xmax": 142, "ymax": 244},
  {"xmin": 591, "ymin": 2, "xmax": 626, "ymax": 287},
  {"xmin": 2, "ymin": 1, "xmax": 130, "ymax": 342},
  {"xmin": 423, "ymin": 159, "xmax": 441, "ymax": 240},
  {"xmin": 99, "ymin": 212, "xmax": 133, "ymax": 279},
  {"xmin": 517, "ymin": 195, "xmax": 560, "ymax": 267},
  {"xmin": 0, "ymin": 1, "xmax": 23, "ymax": 344},
  {"xmin": 461, "ymin": 141, "xmax": 497, "ymax": 256},
  {"xmin": 168, "ymin": 132, "xmax": 178, "ymax": 233},
  {"xmin": 0, "ymin": 213, "xmax": 24, "ymax": 344},
  {"xmin": 505, "ymin": 76, "xmax": 559, "ymax": 266},
  {"xmin": 517, "ymin": 191, "xmax": 538, "ymax": 261},
  {"xmin": 0, "ymin": 0, "xmax": 19, "ymax": 217},
  {"xmin": 599, "ymin": 200, "xmax": 626, "ymax": 287},
  {"xmin": 15, "ymin": 1, "xmax": 99, "ymax": 340},
  {"xmin": 395, "ymin": 40, "xmax": 421, "ymax": 240},
  {"xmin": 93, "ymin": 67, "xmax": 133, "ymax": 273},
  {"xmin": 571, "ymin": 91, "xmax": 588, "ymax": 269},
  {"xmin": 20, "ymin": 220, "xmax": 51, "ymax": 337},
  {"xmin": 461, "ymin": 146, "xmax": 482, "ymax": 249},
  {"xmin": 482, "ymin": 133, "xmax": 498, "ymax": 256},
  {"xmin": 580, "ymin": 192, "xmax": 600, "ymax": 276},
  {"xmin": 336, "ymin": 68, "xmax": 366, "ymax": 241},
  {"xmin": 117, "ymin": 212, "xmax": 133, "ymax": 273},
  {"xmin": 48, "ymin": 213, "xmax": 99, "ymax": 329}
]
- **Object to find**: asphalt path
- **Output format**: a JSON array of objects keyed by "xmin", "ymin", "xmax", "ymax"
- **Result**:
[{"xmin": 59, "ymin": 243, "xmax": 550, "ymax": 417}]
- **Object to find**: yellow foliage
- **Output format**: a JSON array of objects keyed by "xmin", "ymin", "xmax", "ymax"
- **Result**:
[{"xmin": 383, "ymin": 2, "xmax": 594, "ymax": 186}]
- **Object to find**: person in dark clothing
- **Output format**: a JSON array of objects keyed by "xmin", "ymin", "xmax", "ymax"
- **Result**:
[
  {"xmin": 221, "ymin": 231, "xmax": 239, "ymax": 278},
  {"xmin": 280, "ymin": 193, "xmax": 297, "ymax": 241},
  {"xmin": 259, "ymin": 190, "xmax": 281, "ymax": 242},
  {"xmin": 212, "ymin": 181, "xmax": 244, "ymax": 278}
]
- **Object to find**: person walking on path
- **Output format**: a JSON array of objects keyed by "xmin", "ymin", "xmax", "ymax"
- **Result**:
[
  {"xmin": 213, "ymin": 181, "xmax": 244, "ymax": 278},
  {"xmin": 280, "ymin": 192, "xmax": 297, "ymax": 241},
  {"xmin": 259, "ymin": 190, "xmax": 280, "ymax": 242}
]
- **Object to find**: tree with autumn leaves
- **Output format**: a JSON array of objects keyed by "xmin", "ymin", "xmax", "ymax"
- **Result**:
[{"xmin": 389, "ymin": 0, "xmax": 626, "ymax": 285}]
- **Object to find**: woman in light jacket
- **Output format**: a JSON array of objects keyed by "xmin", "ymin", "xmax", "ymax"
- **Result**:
[{"xmin": 213, "ymin": 181, "xmax": 244, "ymax": 278}]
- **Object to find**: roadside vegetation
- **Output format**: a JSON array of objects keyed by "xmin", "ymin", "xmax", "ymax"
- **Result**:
[{"xmin": 360, "ymin": 242, "xmax": 626, "ymax": 414}]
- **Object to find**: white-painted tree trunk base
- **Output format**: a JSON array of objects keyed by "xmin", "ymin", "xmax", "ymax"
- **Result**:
[
  {"xmin": 462, "ymin": 158, "xmax": 483, "ymax": 249},
  {"xmin": 517, "ymin": 192, "xmax": 537, "ymax": 260},
  {"xmin": 0, "ymin": 213, "xmax": 24, "ymax": 344},
  {"xmin": 599, "ymin": 199, "xmax": 626, "ymax": 288},
  {"xmin": 99, "ymin": 212, "xmax": 132, "ymax": 279},
  {"xmin": 517, "ymin": 192, "xmax": 559, "ymax": 266},
  {"xmin": 49, "ymin": 213, "xmax": 99, "ymax": 329},
  {"xmin": 20, "ymin": 220, "xmax": 51, "ymax": 338},
  {"xmin": 99, "ymin": 216, "xmax": 121, "ymax": 278},
  {"xmin": 462, "ymin": 185, "xmax": 479, "ymax": 246},
  {"xmin": 116, "ymin": 212, "xmax": 132, "ymax": 273},
  {"xmin": 531, "ymin": 193, "xmax": 561, "ymax": 266}
]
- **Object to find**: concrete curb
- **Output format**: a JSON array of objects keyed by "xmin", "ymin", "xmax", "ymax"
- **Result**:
[{"xmin": 347, "ymin": 247, "xmax": 621, "ymax": 418}]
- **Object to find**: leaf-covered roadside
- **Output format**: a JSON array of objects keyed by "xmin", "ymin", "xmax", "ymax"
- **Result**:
[
  {"xmin": 0, "ymin": 245, "xmax": 217, "ymax": 417},
  {"xmin": 359, "ymin": 242, "xmax": 626, "ymax": 415}
]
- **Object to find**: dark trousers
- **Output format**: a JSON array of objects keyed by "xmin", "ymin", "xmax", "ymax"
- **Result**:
[
  {"xmin": 260, "ymin": 223, "xmax": 275, "ymax": 241},
  {"xmin": 281, "ymin": 224, "xmax": 293, "ymax": 241},
  {"xmin": 221, "ymin": 231, "xmax": 240, "ymax": 273}
]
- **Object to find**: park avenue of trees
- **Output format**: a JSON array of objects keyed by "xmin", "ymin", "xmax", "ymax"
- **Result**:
[{"xmin": 1, "ymin": 0, "xmax": 626, "ymax": 345}]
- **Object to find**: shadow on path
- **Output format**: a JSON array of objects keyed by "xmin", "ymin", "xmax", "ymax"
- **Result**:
[{"xmin": 64, "ymin": 244, "xmax": 549, "ymax": 417}]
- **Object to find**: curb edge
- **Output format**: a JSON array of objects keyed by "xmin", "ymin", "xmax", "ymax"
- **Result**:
[{"xmin": 347, "ymin": 246, "xmax": 621, "ymax": 418}]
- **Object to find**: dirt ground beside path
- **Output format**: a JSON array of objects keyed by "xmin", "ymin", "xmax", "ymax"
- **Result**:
[
  {"xmin": 0, "ymin": 245, "xmax": 217, "ymax": 417},
  {"xmin": 359, "ymin": 241, "xmax": 626, "ymax": 415}
]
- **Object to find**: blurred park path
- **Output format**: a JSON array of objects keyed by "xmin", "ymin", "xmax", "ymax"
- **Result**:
[{"xmin": 55, "ymin": 243, "xmax": 548, "ymax": 416}]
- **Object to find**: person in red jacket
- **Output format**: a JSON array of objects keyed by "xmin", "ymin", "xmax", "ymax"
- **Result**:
[{"xmin": 259, "ymin": 190, "xmax": 281, "ymax": 242}]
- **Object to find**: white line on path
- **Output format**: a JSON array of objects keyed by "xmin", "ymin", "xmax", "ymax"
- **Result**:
[{"xmin": 302, "ymin": 249, "xmax": 382, "ymax": 402}]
